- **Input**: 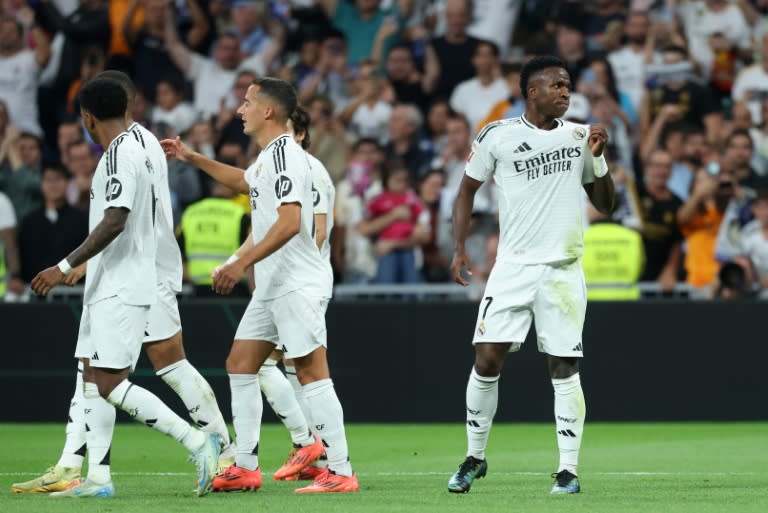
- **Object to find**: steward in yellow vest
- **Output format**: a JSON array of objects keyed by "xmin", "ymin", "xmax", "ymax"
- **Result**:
[
  {"xmin": 582, "ymin": 221, "xmax": 645, "ymax": 300},
  {"xmin": 178, "ymin": 184, "xmax": 249, "ymax": 286}
]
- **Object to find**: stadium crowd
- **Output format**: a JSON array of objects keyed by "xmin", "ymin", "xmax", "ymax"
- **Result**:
[{"xmin": 2, "ymin": 0, "xmax": 768, "ymax": 300}]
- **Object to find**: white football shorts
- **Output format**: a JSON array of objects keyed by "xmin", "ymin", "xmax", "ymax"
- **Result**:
[
  {"xmin": 472, "ymin": 259, "xmax": 586, "ymax": 357},
  {"xmin": 234, "ymin": 290, "xmax": 329, "ymax": 359},
  {"xmin": 75, "ymin": 296, "xmax": 150, "ymax": 370},
  {"xmin": 143, "ymin": 283, "xmax": 182, "ymax": 343}
]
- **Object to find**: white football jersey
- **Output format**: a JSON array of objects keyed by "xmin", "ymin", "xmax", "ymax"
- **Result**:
[
  {"xmin": 307, "ymin": 152, "xmax": 335, "ymax": 263},
  {"xmin": 128, "ymin": 122, "xmax": 183, "ymax": 292},
  {"xmin": 245, "ymin": 134, "xmax": 332, "ymax": 300},
  {"xmin": 84, "ymin": 131, "xmax": 157, "ymax": 306},
  {"xmin": 465, "ymin": 115, "xmax": 595, "ymax": 265}
]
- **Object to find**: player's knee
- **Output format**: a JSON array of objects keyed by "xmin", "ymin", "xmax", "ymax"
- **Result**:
[{"xmin": 548, "ymin": 356, "xmax": 579, "ymax": 379}]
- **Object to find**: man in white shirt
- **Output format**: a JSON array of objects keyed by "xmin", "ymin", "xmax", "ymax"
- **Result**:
[
  {"xmin": 30, "ymin": 78, "xmax": 220, "ymax": 498},
  {"xmin": 447, "ymin": 56, "xmax": 615, "ymax": 495},
  {"xmin": 0, "ymin": 15, "xmax": 50, "ymax": 136},
  {"xmin": 12, "ymin": 70, "xmax": 234, "ymax": 495},
  {"xmin": 732, "ymin": 33, "xmax": 768, "ymax": 125},
  {"xmin": 450, "ymin": 40, "xmax": 509, "ymax": 134},
  {"xmin": 607, "ymin": 10, "xmax": 658, "ymax": 115},
  {"xmin": 161, "ymin": 77, "xmax": 358, "ymax": 493}
]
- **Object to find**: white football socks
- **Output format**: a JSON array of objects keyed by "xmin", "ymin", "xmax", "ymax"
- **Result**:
[
  {"xmin": 552, "ymin": 373, "xmax": 585, "ymax": 475},
  {"xmin": 258, "ymin": 360, "xmax": 314, "ymax": 447},
  {"xmin": 82, "ymin": 382, "xmax": 116, "ymax": 484},
  {"xmin": 465, "ymin": 367, "xmax": 499, "ymax": 461},
  {"xmin": 303, "ymin": 379, "xmax": 352, "ymax": 476},
  {"xmin": 157, "ymin": 359, "xmax": 230, "ymax": 445},
  {"xmin": 229, "ymin": 374, "xmax": 262, "ymax": 471},
  {"xmin": 106, "ymin": 379, "xmax": 205, "ymax": 452},
  {"xmin": 57, "ymin": 364, "xmax": 87, "ymax": 469}
]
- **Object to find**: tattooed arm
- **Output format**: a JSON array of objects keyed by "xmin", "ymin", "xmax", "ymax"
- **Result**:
[{"xmin": 30, "ymin": 208, "xmax": 129, "ymax": 296}]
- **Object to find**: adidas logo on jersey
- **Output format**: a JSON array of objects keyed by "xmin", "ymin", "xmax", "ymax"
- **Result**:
[{"xmin": 513, "ymin": 142, "xmax": 532, "ymax": 153}]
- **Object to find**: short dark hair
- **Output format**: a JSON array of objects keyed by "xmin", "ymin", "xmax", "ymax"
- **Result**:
[
  {"xmin": 96, "ymin": 70, "xmax": 137, "ymax": 101},
  {"xmin": 290, "ymin": 106, "xmax": 311, "ymax": 150},
  {"xmin": 476, "ymin": 39, "xmax": 500, "ymax": 58},
  {"xmin": 727, "ymin": 128, "xmax": 754, "ymax": 149},
  {"xmin": 520, "ymin": 55, "xmax": 567, "ymax": 99},
  {"xmin": 79, "ymin": 78, "xmax": 128, "ymax": 121},
  {"xmin": 42, "ymin": 163, "xmax": 70, "ymax": 180},
  {"xmin": 352, "ymin": 137, "xmax": 380, "ymax": 152},
  {"xmin": 158, "ymin": 74, "xmax": 187, "ymax": 95},
  {"xmin": 253, "ymin": 77, "xmax": 297, "ymax": 121}
]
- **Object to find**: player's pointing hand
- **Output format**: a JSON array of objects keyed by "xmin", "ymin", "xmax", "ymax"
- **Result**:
[
  {"xmin": 588, "ymin": 124, "xmax": 609, "ymax": 157},
  {"xmin": 451, "ymin": 250, "xmax": 473, "ymax": 287},
  {"xmin": 159, "ymin": 136, "xmax": 193, "ymax": 162},
  {"xmin": 31, "ymin": 266, "xmax": 65, "ymax": 297}
]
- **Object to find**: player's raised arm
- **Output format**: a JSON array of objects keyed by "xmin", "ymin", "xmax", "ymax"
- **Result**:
[
  {"xmin": 451, "ymin": 175, "xmax": 483, "ymax": 286},
  {"xmin": 160, "ymin": 136, "xmax": 249, "ymax": 194},
  {"xmin": 582, "ymin": 124, "xmax": 615, "ymax": 215}
]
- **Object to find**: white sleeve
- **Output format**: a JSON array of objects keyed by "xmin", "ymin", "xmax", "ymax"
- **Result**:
[
  {"xmin": 464, "ymin": 129, "xmax": 496, "ymax": 183},
  {"xmin": 0, "ymin": 193, "xmax": 17, "ymax": 230},
  {"xmin": 186, "ymin": 53, "xmax": 208, "ymax": 81},
  {"xmin": 103, "ymin": 146, "xmax": 141, "ymax": 212},
  {"xmin": 312, "ymin": 167, "xmax": 331, "ymax": 215},
  {"xmin": 275, "ymin": 147, "xmax": 309, "ymax": 206}
]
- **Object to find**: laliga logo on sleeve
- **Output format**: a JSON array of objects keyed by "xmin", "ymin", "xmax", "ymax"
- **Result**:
[
  {"xmin": 275, "ymin": 176, "xmax": 293, "ymax": 198},
  {"xmin": 105, "ymin": 177, "xmax": 123, "ymax": 201}
]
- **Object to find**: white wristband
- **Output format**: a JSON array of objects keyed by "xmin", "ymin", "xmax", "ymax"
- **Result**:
[
  {"xmin": 225, "ymin": 254, "xmax": 240, "ymax": 265},
  {"xmin": 57, "ymin": 258, "xmax": 73, "ymax": 276},
  {"xmin": 593, "ymin": 154, "xmax": 609, "ymax": 178}
]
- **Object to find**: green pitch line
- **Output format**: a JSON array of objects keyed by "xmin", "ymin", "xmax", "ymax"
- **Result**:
[{"xmin": 2, "ymin": 423, "xmax": 766, "ymax": 513}]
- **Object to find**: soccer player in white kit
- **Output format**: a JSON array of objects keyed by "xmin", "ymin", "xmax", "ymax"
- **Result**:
[
  {"xmin": 12, "ymin": 72, "xmax": 233, "ymax": 496},
  {"xmin": 30, "ymin": 78, "xmax": 221, "ymax": 497},
  {"xmin": 446, "ymin": 56, "xmax": 615, "ymax": 495},
  {"xmin": 161, "ymin": 77, "xmax": 357, "ymax": 493}
]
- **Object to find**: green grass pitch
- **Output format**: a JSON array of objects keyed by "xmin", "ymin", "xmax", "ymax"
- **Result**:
[{"xmin": 2, "ymin": 422, "xmax": 766, "ymax": 513}]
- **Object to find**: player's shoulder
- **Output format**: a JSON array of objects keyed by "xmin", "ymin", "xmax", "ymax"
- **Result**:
[
  {"xmin": 475, "ymin": 117, "xmax": 525, "ymax": 144},
  {"xmin": 106, "ymin": 131, "xmax": 144, "ymax": 161},
  {"xmin": 556, "ymin": 119, "xmax": 590, "ymax": 140},
  {"xmin": 307, "ymin": 153, "xmax": 333, "ymax": 183}
]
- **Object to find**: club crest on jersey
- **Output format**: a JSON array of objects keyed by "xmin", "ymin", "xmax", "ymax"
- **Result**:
[
  {"xmin": 144, "ymin": 157, "xmax": 154, "ymax": 174},
  {"xmin": 572, "ymin": 127, "xmax": 587, "ymax": 140},
  {"xmin": 275, "ymin": 176, "xmax": 293, "ymax": 198},
  {"xmin": 105, "ymin": 177, "xmax": 122, "ymax": 201},
  {"xmin": 254, "ymin": 162, "xmax": 263, "ymax": 177},
  {"xmin": 477, "ymin": 321, "xmax": 486, "ymax": 336}
]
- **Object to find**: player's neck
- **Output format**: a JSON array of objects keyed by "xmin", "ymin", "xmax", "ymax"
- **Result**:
[
  {"xmin": 96, "ymin": 119, "xmax": 130, "ymax": 148},
  {"xmin": 523, "ymin": 110, "xmax": 558, "ymax": 130},
  {"xmin": 256, "ymin": 124, "xmax": 290, "ymax": 150}
]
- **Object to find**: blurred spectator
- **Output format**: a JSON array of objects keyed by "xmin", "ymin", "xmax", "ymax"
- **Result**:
[
  {"xmin": 712, "ymin": 260, "xmax": 754, "ymax": 299},
  {"xmin": 121, "ymin": 0, "xmax": 191, "ymax": 104},
  {"xmin": 725, "ymin": 128, "xmax": 759, "ymax": 186},
  {"xmin": 449, "ymin": 40, "xmax": 507, "ymax": 133},
  {"xmin": 64, "ymin": 45, "xmax": 105, "ymax": 118},
  {"xmin": 424, "ymin": 98, "xmax": 450, "ymax": 156},
  {"xmin": 585, "ymin": 0, "xmax": 626, "ymax": 56},
  {"xmin": 165, "ymin": 10, "xmax": 242, "ymax": 119},
  {"xmin": 642, "ymin": 45, "xmax": 723, "ymax": 145},
  {"xmin": 736, "ymin": 188, "xmax": 768, "ymax": 290},
  {"xmin": 357, "ymin": 166, "xmax": 429, "ymax": 283},
  {"xmin": 731, "ymin": 32, "xmax": 768, "ymax": 126},
  {"xmin": 297, "ymin": 29, "xmax": 353, "ymax": 108},
  {"xmin": 64, "ymin": 140, "xmax": 97, "ymax": 212},
  {"xmin": 319, "ymin": 0, "xmax": 407, "ymax": 66},
  {"xmin": 177, "ymin": 179, "xmax": 249, "ymax": 290},
  {"xmin": 677, "ymin": 164, "xmax": 733, "ymax": 289},
  {"xmin": 554, "ymin": 4, "xmax": 590, "ymax": 83},
  {"xmin": 0, "ymin": 14, "xmax": 50, "ymax": 136},
  {"xmin": 384, "ymin": 103, "xmax": 432, "ymax": 180},
  {"xmin": 608, "ymin": 10, "xmax": 656, "ymax": 115},
  {"xmin": 416, "ymin": 168, "xmax": 450, "ymax": 282},
  {"xmin": 152, "ymin": 75, "xmax": 198, "ymax": 137},
  {"xmin": 0, "ymin": 189, "xmax": 23, "ymax": 297},
  {"xmin": 477, "ymin": 62, "xmax": 524, "ymax": 131},
  {"xmin": 167, "ymin": 120, "xmax": 213, "ymax": 220},
  {"xmin": 307, "ymin": 94, "xmax": 348, "ymax": 183},
  {"xmin": 384, "ymin": 43, "xmax": 429, "ymax": 111},
  {"xmin": 677, "ymin": 0, "xmax": 752, "ymax": 80},
  {"xmin": 56, "ymin": 119, "xmax": 83, "ymax": 168},
  {"xmin": 637, "ymin": 149, "xmax": 683, "ymax": 292},
  {"xmin": 585, "ymin": 155, "xmax": 642, "ymax": 230},
  {"xmin": 18, "ymin": 163, "xmax": 87, "ymax": 283},
  {"xmin": 0, "ymin": 132, "xmax": 43, "ymax": 221},
  {"xmin": 216, "ymin": 69, "xmax": 255, "ymax": 151},
  {"xmin": 333, "ymin": 137, "xmax": 383, "ymax": 282},
  {"xmin": 423, "ymin": 0, "xmax": 480, "ymax": 100},
  {"xmin": 339, "ymin": 59, "xmax": 392, "ymax": 144},
  {"xmin": 465, "ymin": 0, "xmax": 521, "ymax": 58},
  {"xmin": 231, "ymin": 0, "xmax": 271, "ymax": 57}
]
